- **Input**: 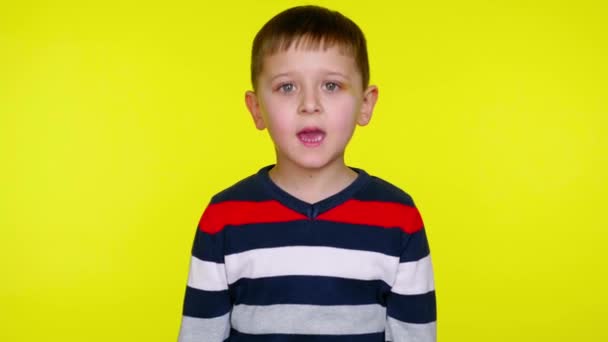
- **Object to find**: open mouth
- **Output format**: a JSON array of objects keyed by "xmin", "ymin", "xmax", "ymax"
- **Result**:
[{"xmin": 297, "ymin": 127, "xmax": 326, "ymax": 146}]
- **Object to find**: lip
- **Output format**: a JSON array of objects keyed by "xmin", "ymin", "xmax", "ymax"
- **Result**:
[{"xmin": 296, "ymin": 127, "xmax": 326, "ymax": 147}]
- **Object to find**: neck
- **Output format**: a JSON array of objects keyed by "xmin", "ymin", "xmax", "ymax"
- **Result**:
[{"xmin": 269, "ymin": 160, "xmax": 358, "ymax": 204}]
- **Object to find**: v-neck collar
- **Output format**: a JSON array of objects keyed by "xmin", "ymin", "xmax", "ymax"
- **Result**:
[{"xmin": 256, "ymin": 164, "xmax": 371, "ymax": 219}]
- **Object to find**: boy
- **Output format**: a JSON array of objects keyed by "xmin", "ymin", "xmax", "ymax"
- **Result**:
[{"xmin": 178, "ymin": 5, "xmax": 436, "ymax": 342}]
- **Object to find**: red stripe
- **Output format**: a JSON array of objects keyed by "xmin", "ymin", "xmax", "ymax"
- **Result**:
[
  {"xmin": 198, "ymin": 200, "xmax": 307, "ymax": 234},
  {"xmin": 316, "ymin": 199, "xmax": 424, "ymax": 234}
]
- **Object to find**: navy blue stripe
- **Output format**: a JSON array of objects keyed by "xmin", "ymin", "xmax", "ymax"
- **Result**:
[
  {"xmin": 353, "ymin": 177, "xmax": 415, "ymax": 206},
  {"xmin": 194, "ymin": 216, "xmax": 429, "ymax": 263},
  {"xmin": 223, "ymin": 220, "xmax": 403, "ymax": 257},
  {"xmin": 182, "ymin": 286, "xmax": 231, "ymax": 319},
  {"xmin": 387, "ymin": 290, "xmax": 436, "ymax": 324},
  {"xmin": 211, "ymin": 173, "xmax": 274, "ymax": 203},
  {"xmin": 192, "ymin": 229, "xmax": 224, "ymax": 263},
  {"xmin": 400, "ymin": 228, "xmax": 431, "ymax": 262},
  {"xmin": 230, "ymin": 276, "xmax": 390, "ymax": 306},
  {"xmin": 229, "ymin": 329, "xmax": 385, "ymax": 341}
]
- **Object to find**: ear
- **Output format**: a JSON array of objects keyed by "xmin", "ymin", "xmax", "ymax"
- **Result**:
[
  {"xmin": 357, "ymin": 85, "xmax": 378, "ymax": 126},
  {"xmin": 245, "ymin": 90, "xmax": 266, "ymax": 130}
]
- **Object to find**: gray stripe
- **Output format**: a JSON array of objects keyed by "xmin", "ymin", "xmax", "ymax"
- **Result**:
[
  {"xmin": 386, "ymin": 317, "xmax": 436, "ymax": 342},
  {"xmin": 178, "ymin": 314, "xmax": 230, "ymax": 342},
  {"xmin": 231, "ymin": 304, "xmax": 385, "ymax": 335}
]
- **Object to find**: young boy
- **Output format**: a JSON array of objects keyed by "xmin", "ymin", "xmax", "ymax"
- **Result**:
[{"xmin": 178, "ymin": 5, "xmax": 436, "ymax": 342}]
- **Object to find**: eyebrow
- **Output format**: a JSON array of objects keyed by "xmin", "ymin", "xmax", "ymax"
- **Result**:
[
  {"xmin": 269, "ymin": 71, "xmax": 351, "ymax": 82},
  {"xmin": 269, "ymin": 73, "xmax": 292, "ymax": 82},
  {"xmin": 325, "ymin": 71, "xmax": 350, "ymax": 80}
]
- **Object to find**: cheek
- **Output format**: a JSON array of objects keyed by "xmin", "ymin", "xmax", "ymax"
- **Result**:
[
  {"xmin": 264, "ymin": 110, "xmax": 294, "ymax": 136},
  {"xmin": 267, "ymin": 117, "xmax": 291, "ymax": 134},
  {"xmin": 261, "ymin": 99, "xmax": 292, "ymax": 132},
  {"xmin": 329, "ymin": 100, "xmax": 359, "ymax": 129}
]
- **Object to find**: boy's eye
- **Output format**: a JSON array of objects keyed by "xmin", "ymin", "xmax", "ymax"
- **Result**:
[
  {"xmin": 323, "ymin": 82, "xmax": 340, "ymax": 92},
  {"xmin": 278, "ymin": 83, "xmax": 295, "ymax": 93}
]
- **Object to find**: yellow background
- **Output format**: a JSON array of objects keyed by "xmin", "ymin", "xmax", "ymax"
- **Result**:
[{"xmin": 1, "ymin": 0, "xmax": 606, "ymax": 341}]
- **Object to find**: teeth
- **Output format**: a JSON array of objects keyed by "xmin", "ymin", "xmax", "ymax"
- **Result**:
[
  {"xmin": 298, "ymin": 130, "xmax": 324, "ymax": 144},
  {"xmin": 309, "ymin": 137, "xmax": 322, "ymax": 142},
  {"xmin": 301, "ymin": 136, "xmax": 323, "ymax": 143}
]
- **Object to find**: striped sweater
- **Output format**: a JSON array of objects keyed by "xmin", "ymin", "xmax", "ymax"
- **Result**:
[{"xmin": 178, "ymin": 165, "xmax": 436, "ymax": 341}]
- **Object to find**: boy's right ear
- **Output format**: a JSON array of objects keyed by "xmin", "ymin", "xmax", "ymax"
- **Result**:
[{"xmin": 245, "ymin": 91, "xmax": 266, "ymax": 130}]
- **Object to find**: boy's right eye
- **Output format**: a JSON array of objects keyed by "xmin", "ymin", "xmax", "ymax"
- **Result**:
[{"xmin": 277, "ymin": 83, "xmax": 295, "ymax": 93}]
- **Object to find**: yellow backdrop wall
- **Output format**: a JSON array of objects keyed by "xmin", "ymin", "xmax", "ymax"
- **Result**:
[{"xmin": 1, "ymin": 0, "xmax": 606, "ymax": 341}]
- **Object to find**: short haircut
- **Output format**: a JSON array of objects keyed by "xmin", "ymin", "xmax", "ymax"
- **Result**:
[{"xmin": 250, "ymin": 5, "xmax": 370, "ymax": 90}]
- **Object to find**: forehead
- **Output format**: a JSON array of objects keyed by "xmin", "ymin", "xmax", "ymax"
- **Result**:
[{"xmin": 259, "ymin": 45, "xmax": 360, "ymax": 79}]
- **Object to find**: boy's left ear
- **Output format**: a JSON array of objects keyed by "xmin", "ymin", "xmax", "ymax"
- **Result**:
[{"xmin": 357, "ymin": 85, "xmax": 379, "ymax": 126}]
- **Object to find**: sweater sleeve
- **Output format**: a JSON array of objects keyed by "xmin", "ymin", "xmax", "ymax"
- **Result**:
[
  {"xmin": 385, "ymin": 209, "xmax": 437, "ymax": 342},
  {"xmin": 178, "ymin": 204, "xmax": 232, "ymax": 342}
]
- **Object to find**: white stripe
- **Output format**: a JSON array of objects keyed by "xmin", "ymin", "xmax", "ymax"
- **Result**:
[
  {"xmin": 232, "ymin": 304, "xmax": 385, "ymax": 335},
  {"xmin": 386, "ymin": 317, "xmax": 436, "ymax": 342},
  {"xmin": 391, "ymin": 254, "xmax": 435, "ymax": 295},
  {"xmin": 187, "ymin": 256, "xmax": 228, "ymax": 291},
  {"xmin": 224, "ymin": 246, "xmax": 399, "ymax": 285},
  {"xmin": 178, "ymin": 314, "xmax": 230, "ymax": 342}
]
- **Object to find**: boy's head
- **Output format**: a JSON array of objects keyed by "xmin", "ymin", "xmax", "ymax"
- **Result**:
[
  {"xmin": 245, "ymin": 5, "xmax": 378, "ymax": 173},
  {"xmin": 250, "ymin": 5, "xmax": 369, "ymax": 91}
]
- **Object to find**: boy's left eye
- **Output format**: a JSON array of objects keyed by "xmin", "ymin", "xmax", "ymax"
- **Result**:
[{"xmin": 323, "ymin": 82, "xmax": 340, "ymax": 92}]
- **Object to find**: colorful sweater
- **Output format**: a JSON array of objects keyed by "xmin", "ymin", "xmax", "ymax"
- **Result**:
[{"xmin": 178, "ymin": 166, "xmax": 436, "ymax": 342}]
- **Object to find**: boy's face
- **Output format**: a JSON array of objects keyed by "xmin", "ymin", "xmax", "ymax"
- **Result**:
[{"xmin": 245, "ymin": 45, "xmax": 378, "ymax": 172}]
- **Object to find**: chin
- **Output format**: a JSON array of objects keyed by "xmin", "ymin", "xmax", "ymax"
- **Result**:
[{"xmin": 290, "ymin": 156, "xmax": 342, "ymax": 171}]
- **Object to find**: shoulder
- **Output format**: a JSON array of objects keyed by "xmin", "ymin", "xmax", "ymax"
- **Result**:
[
  {"xmin": 355, "ymin": 173, "xmax": 416, "ymax": 207},
  {"xmin": 349, "ymin": 172, "xmax": 424, "ymax": 234},
  {"xmin": 198, "ymin": 169, "xmax": 273, "ymax": 234},
  {"xmin": 209, "ymin": 171, "xmax": 271, "ymax": 204}
]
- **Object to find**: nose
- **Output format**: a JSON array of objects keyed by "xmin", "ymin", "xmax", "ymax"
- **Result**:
[{"xmin": 298, "ymin": 87, "xmax": 321, "ymax": 115}]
